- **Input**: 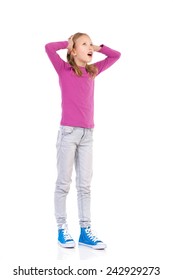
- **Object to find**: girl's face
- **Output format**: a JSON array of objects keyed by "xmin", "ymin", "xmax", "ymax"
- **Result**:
[{"xmin": 72, "ymin": 35, "xmax": 94, "ymax": 67}]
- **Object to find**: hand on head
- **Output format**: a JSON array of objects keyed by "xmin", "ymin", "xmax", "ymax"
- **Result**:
[{"xmin": 67, "ymin": 35, "xmax": 74, "ymax": 54}]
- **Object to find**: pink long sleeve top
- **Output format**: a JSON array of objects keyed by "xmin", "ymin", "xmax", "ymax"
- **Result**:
[{"xmin": 45, "ymin": 41, "xmax": 121, "ymax": 128}]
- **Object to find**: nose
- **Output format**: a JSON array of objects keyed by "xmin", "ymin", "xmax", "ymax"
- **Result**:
[{"xmin": 89, "ymin": 45, "xmax": 93, "ymax": 51}]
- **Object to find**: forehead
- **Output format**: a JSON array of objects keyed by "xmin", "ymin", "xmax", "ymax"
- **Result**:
[{"xmin": 75, "ymin": 35, "xmax": 92, "ymax": 44}]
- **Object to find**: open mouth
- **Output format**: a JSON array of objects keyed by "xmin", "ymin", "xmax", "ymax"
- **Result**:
[{"xmin": 87, "ymin": 52, "xmax": 93, "ymax": 57}]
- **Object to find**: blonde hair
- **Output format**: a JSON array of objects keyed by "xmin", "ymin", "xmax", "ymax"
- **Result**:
[{"xmin": 67, "ymin": 32, "xmax": 98, "ymax": 78}]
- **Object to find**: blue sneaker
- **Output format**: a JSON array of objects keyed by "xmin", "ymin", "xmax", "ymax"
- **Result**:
[
  {"xmin": 79, "ymin": 227, "xmax": 106, "ymax": 250},
  {"xmin": 58, "ymin": 225, "xmax": 75, "ymax": 248}
]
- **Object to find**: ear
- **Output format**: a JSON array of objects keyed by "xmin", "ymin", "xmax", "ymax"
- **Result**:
[{"xmin": 71, "ymin": 48, "xmax": 77, "ymax": 56}]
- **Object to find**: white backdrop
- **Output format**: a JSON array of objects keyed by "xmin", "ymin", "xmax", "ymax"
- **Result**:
[{"xmin": 0, "ymin": 0, "xmax": 172, "ymax": 279}]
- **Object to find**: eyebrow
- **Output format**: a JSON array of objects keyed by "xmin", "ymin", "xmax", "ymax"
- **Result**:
[{"xmin": 82, "ymin": 41, "xmax": 93, "ymax": 44}]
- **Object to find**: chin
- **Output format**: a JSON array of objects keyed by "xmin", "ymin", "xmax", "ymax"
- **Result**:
[{"xmin": 87, "ymin": 58, "xmax": 92, "ymax": 63}]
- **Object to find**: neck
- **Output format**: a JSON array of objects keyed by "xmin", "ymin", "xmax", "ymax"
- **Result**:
[{"xmin": 74, "ymin": 58, "xmax": 86, "ymax": 67}]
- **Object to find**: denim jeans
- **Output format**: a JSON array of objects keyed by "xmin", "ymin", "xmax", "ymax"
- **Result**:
[{"xmin": 54, "ymin": 126, "xmax": 93, "ymax": 229}]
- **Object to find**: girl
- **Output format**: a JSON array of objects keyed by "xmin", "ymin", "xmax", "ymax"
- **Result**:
[{"xmin": 45, "ymin": 32, "xmax": 121, "ymax": 249}]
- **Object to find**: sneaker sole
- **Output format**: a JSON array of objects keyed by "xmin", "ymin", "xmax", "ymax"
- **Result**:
[
  {"xmin": 58, "ymin": 241, "xmax": 75, "ymax": 248},
  {"xmin": 78, "ymin": 242, "xmax": 106, "ymax": 250}
]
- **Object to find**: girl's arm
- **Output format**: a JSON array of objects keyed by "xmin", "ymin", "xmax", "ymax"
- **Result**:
[
  {"xmin": 94, "ymin": 44, "xmax": 121, "ymax": 75},
  {"xmin": 45, "ymin": 41, "xmax": 68, "ymax": 73}
]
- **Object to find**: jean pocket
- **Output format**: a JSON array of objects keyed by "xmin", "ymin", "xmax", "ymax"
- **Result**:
[{"xmin": 61, "ymin": 126, "xmax": 74, "ymax": 136}]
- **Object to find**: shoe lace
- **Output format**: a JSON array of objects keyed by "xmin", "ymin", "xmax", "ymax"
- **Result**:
[
  {"xmin": 85, "ymin": 227, "xmax": 99, "ymax": 242},
  {"xmin": 62, "ymin": 229, "xmax": 72, "ymax": 241}
]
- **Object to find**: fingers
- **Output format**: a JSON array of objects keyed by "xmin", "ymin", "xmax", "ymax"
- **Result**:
[
  {"xmin": 67, "ymin": 35, "xmax": 74, "ymax": 54},
  {"xmin": 68, "ymin": 35, "xmax": 73, "ymax": 41}
]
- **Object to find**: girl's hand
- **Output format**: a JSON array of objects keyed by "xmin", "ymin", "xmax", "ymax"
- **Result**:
[
  {"xmin": 67, "ymin": 35, "xmax": 74, "ymax": 54},
  {"xmin": 93, "ymin": 45, "xmax": 101, "ymax": 52}
]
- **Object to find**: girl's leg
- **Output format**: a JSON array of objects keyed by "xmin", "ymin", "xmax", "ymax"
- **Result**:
[
  {"xmin": 54, "ymin": 126, "xmax": 76, "ymax": 229},
  {"xmin": 74, "ymin": 128, "xmax": 106, "ymax": 249},
  {"xmin": 75, "ymin": 128, "xmax": 93, "ymax": 228}
]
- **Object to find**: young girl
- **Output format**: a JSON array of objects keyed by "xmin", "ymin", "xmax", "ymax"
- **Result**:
[{"xmin": 45, "ymin": 32, "xmax": 121, "ymax": 250}]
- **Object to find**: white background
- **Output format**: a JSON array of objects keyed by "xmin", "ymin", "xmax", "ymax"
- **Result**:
[{"xmin": 0, "ymin": 0, "xmax": 172, "ymax": 279}]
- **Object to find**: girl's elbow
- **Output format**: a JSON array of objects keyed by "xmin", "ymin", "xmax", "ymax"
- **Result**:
[
  {"xmin": 117, "ymin": 51, "xmax": 121, "ymax": 58},
  {"xmin": 45, "ymin": 43, "xmax": 50, "ymax": 52}
]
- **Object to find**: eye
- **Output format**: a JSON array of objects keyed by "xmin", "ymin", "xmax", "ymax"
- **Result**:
[{"xmin": 82, "ymin": 42, "xmax": 87, "ymax": 45}]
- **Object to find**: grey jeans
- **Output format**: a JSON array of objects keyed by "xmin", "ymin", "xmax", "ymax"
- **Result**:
[{"xmin": 54, "ymin": 126, "xmax": 93, "ymax": 229}]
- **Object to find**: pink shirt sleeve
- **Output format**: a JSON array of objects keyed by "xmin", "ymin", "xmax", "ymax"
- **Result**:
[
  {"xmin": 45, "ymin": 41, "xmax": 68, "ymax": 74},
  {"xmin": 94, "ymin": 45, "xmax": 121, "ymax": 75}
]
